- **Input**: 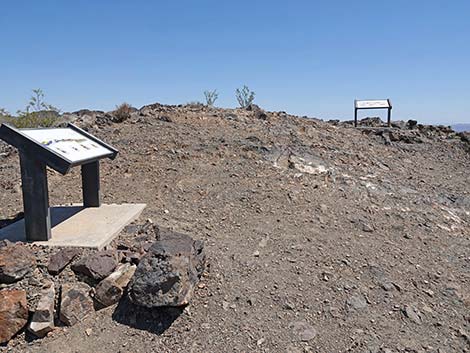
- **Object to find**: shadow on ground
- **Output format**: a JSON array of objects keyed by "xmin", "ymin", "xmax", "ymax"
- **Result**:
[
  {"xmin": 0, "ymin": 212, "xmax": 24, "ymax": 230},
  {"xmin": 112, "ymin": 296, "xmax": 183, "ymax": 335}
]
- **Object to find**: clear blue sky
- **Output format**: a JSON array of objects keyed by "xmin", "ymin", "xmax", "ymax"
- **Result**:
[{"xmin": 1, "ymin": 0, "xmax": 469, "ymax": 124}]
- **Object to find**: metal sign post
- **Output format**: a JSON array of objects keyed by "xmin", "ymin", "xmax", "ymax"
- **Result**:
[
  {"xmin": 354, "ymin": 99, "xmax": 392, "ymax": 127},
  {"xmin": 0, "ymin": 123, "xmax": 118, "ymax": 241}
]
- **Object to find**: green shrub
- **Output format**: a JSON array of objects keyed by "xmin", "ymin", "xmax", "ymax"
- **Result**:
[
  {"xmin": 9, "ymin": 111, "xmax": 60, "ymax": 128},
  {"xmin": 23, "ymin": 89, "xmax": 59, "ymax": 113},
  {"xmin": 1, "ymin": 89, "xmax": 61, "ymax": 128},
  {"xmin": 235, "ymin": 85, "xmax": 255, "ymax": 108},
  {"xmin": 204, "ymin": 90, "xmax": 218, "ymax": 106}
]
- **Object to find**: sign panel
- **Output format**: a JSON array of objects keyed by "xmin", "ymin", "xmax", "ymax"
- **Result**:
[
  {"xmin": 355, "ymin": 100, "xmax": 390, "ymax": 109},
  {"xmin": 22, "ymin": 128, "xmax": 113, "ymax": 163}
]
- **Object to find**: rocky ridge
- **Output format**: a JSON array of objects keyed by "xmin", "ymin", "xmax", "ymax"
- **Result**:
[{"xmin": 0, "ymin": 102, "xmax": 469, "ymax": 352}]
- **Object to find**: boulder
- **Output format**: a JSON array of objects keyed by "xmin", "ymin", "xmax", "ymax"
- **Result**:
[
  {"xmin": 129, "ymin": 228, "xmax": 205, "ymax": 307},
  {"xmin": 28, "ymin": 284, "xmax": 55, "ymax": 337},
  {"xmin": 0, "ymin": 244, "xmax": 36, "ymax": 283},
  {"xmin": 95, "ymin": 263, "xmax": 136, "ymax": 307},
  {"xmin": 59, "ymin": 283, "xmax": 94, "ymax": 326},
  {"xmin": 71, "ymin": 250, "xmax": 118, "ymax": 281},
  {"xmin": 0, "ymin": 289, "xmax": 28, "ymax": 343},
  {"xmin": 48, "ymin": 248, "xmax": 81, "ymax": 275}
]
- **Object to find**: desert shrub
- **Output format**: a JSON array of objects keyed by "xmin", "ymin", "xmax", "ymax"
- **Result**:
[
  {"xmin": 113, "ymin": 102, "xmax": 133, "ymax": 122},
  {"xmin": 0, "ymin": 108, "xmax": 10, "ymax": 123},
  {"xmin": 204, "ymin": 90, "xmax": 218, "ymax": 106},
  {"xmin": 24, "ymin": 89, "xmax": 59, "ymax": 113},
  {"xmin": 10, "ymin": 111, "xmax": 60, "ymax": 128},
  {"xmin": 235, "ymin": 85, "xmax": 255, "ymax": 108},
  {"xmin": 2, "ymin": 89, "xmax": 61, "ymax": 128},
  {"xmin": 0, "ymin": 108, "xmax": 9, "ymax": 117}
]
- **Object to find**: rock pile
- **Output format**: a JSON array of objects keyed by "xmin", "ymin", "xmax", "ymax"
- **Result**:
[{"xmin": 0, "ymin": 225, "xmax": 205, "ymax": 345}]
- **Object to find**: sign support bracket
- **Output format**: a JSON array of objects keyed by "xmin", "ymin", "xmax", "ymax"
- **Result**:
[
  {"xmin": 19, "ymin": 152, "xmax": 51, "ymax": 241},
  {"xmin": 82, "ymin": 160, "xmax": 101, "ymax": 207}
]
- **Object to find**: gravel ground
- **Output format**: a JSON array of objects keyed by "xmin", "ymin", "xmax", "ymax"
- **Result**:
[{"xmin": 0, "ymin": 104, "xmax": 469, "ymax": 353}]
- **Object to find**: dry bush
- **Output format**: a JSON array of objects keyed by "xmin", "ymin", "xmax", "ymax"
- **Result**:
[{"xmin": 113, "ymin": 103, "xmax": 134, "ymax": 122}]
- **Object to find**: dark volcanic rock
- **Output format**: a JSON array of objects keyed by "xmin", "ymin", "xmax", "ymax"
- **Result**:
[
  {"xmin": 129, "ymin": 228, "xmax": 205, "ymax": 308},
  {"xmin": 0, "ymin": 289, "xmax": 28, "ymax": 343},
  {"xmin": 0, "ymin": 244, "xmax": 36, "ymax": 283},
  {"xmin": 71, "ymin": 250, "xmax": 118, "ymax": 281},
  {"xmin": 48, "ymin": 248, "xmax": 81, "ymax": 275},
  {"xmin": 60, "ymin": 282, "xmax": 94, "ymax": 326}
]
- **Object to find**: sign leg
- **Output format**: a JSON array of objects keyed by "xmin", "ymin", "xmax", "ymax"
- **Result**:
[
  {"xmin": 82, "ymin": 161, "xmax": 100, "ymax": 207},
  {"xmin": 387, "ymin": 108, "xmax": 392, "ymax": 127},
  {"xmin": 19, "ymin": 152, "xmax": 51, "ymax": 241},
  {"xmin": 354, "ymin": 108, "xmax": 358, "ymax": 127}
]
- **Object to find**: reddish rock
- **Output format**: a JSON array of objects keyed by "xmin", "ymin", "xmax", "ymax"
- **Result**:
[
  {"xmin": 0, "ymin": 289, "xmax": 28, "ymax": 343},
  {"xmin": 48, "ymin": 248, "xmax": 81, "ymax": 275},
  {"xmin": 71, "ymin": 250, "xmax": 118, "ymax": 281},
  {"xmin": 59, "ymin": 283, "xmax": 94, "ymax": 326},
  {"xmin": 0, "ymin": 244, "xmax": 36, "ymax": 283}
]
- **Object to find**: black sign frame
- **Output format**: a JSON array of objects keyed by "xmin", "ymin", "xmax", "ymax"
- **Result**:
[
  {"xmin": 0, "ymin": 123, "xmax": 119, "ymax": 242},
  {"xmin": 354, "ymin": 99, "xmax": 393, "ymax": 127}
]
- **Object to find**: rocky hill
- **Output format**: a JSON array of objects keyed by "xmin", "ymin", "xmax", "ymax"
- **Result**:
[{"xmin": 0, "ymin": 103, "xmax": 469, "ymax": 353}]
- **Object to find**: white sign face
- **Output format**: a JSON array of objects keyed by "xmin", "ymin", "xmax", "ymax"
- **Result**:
[
  {"xmin": 22, "ymin": 128, "xmax": 112, "ymax": 163},
  {"xmin": 356, "ymin": 100, "xmax": 390, "ymax": 109}
]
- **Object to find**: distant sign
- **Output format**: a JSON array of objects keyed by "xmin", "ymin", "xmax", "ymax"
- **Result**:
[
  {"xmin": 354, "ymin": 99, "xmax": 393, "ymax": 127},
  {"xmin": 355, "ymin": 100, "xmax": 390, "ymax": 109},
  {"xmin": 22, "ymin": 128, "xmax": 112, "ymax": 163}
]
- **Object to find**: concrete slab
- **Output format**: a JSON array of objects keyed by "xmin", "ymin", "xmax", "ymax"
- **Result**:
[{"xmin": 0, "ymin": 204, "xmax": 146, "ymax": 250}]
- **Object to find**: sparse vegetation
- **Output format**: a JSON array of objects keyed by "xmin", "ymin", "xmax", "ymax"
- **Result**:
[
  {"xmin": 1, "ymin": 89, "xmax": 60, "ymax": 128},
  {"xmin": 0, "ymin": 108, "xmax": 11, "ymax": 127},
  {"xmin": 235, "ymin": 85, "xmax": 255, "ymax": 108},
  {"xmin": 204, "ymin": 90, "xmax": 218, "ymax": 106},
  {"xmin": 113, "ymin": 102, "xmax": 134, "ymax": 122},
  {"xmin": 0, "ymin": 108, "xmax": 10, "ymax": 117},
  {"xmin": 23, "ymin": 88, "xmax": 59, "ymax": 114}
]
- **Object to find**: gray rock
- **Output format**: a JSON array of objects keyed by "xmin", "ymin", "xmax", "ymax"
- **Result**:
[
  {"xmin": 288, "ymin": 320, "xmax": 317, "ymax": 342},
  {"xmin": 95, "ymin": 263, "xmax": 136, "ymax": 307},
  {"xmin": 129, "ymin": 228, "xmax": 205, "ymax": 307},
  {"xmin": 346, "ymin": 294, "xmax": 368, "ymax": 311},
  {"xmin": 60, "ymin": 282, "xmax": 94, "ymax": 326},
  {"xmin": 0, "ymin": 289, "xmax": 28, "ymax": 343},
  {"xmin": 0, "ymin": 244, "xmax": 36, "ymax": 283},
  {"xmin": 28, "ymin": 283, "xmax": 55, "ymax": 337},
  {"xmin": 403, "ymin": 305, "xmax": 422, "ymax": 324},
  {"xmin": 71, "ymin": 250, "xmax": 118, "ymax": 281},
  {"xmin": 48, "ymin": 248, "xmax": 81, "ymax": 275}
]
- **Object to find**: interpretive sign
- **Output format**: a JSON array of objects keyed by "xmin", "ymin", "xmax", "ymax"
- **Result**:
[
  {"xmin": 0, "ymin": 123, "xmax": 118, "ymax": 241},
  {"xmin": 22, "ymin": 128, "xmax": 113, "ymax": 164},
  {"xmin": 354, "ymin": 99, "xmax": 392, "ymax": 127}
]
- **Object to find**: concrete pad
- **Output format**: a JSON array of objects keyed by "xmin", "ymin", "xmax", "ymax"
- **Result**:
[{"xmin": 0, "ymin": 204, "xmax": 146, "ymax": 250}]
